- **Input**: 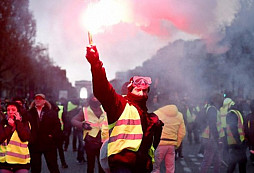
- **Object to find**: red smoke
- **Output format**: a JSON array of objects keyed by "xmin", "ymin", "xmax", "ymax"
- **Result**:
[{"xmin": 57, "ymin": 0, "xmax": 238, "ymax": 53}]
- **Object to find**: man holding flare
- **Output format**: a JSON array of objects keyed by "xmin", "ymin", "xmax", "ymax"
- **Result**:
[{"xmin": 85, "ymin": 44, "xmax": 163, "ymax": 173}]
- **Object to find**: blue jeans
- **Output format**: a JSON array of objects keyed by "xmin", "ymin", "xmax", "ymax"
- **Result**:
[{"xmin": 200, "ymin": 138, "xmax": 221, "ymax": 173}]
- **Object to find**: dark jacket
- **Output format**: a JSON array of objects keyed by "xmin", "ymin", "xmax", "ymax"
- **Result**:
[
  {"xmin": 244, "ymin": 112, "xmax": 254, "ymax": 147},
  {"xmin": 89, "ymin": 57, "xmax": 163, "ymax": 172},
  {"xmin": 0, "ymin": 111, "xmax": 31, "ymax": 170},
  {"xmin": 226, "ymin": 107, "xmax": 246, "ymax": 149},
  {"xmin": 0, "ymin": 116, "xmax": 30, "ymax": 145},
  {"xmin": 28, "ymin": 101, "xmax": 61, "ymax": 151}
]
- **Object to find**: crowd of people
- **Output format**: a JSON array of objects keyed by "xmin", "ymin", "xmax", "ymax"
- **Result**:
[{"xmin": 0, "ymin": 44, "xmax": 253, "ymax": 173}]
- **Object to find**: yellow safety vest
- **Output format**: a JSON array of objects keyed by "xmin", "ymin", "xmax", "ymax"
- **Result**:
[
  {"xmin": 226, "ymin": 110, "xmax": 245, "ymax": 145},
  {"xmin": 220, "ymin": 98, "xmax": 235, "ymax": 128},
  {"xmin": 220, "ymin": 106, "xmax": 228, "ymax": 128},
  {"xmin": 83, "ymin": 106, "xmax": 109, "ymax": 142},
  {"xmin": 201, "ymin": 105, "xmax": 225, "ymax": 139},
  {"xmin": 58, "ymin": 105, "xmax": 64, "ymax": 131},
  {"xmin": 67, "ymin": 101, "xmax": 78, "ymax": 112},
  {"xmin": 186, "ymin": 108, "xmax": 196, "ymax": 123},
  {"xmin": 0, "ymin": 129, "xmax": 30, "ymax": 164},
  {"xmin": 107, "ymin": 103, "xmax": 155, "ymax": 162}
]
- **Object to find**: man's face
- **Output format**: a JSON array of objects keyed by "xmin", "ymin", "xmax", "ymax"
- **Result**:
[
  {"xmin": 34, "ymin": 96, "xmax": 46, "ymax": 108},
  {"xmin": 131, "ymin": 87, "xmax": 149, "ymax": 97}
]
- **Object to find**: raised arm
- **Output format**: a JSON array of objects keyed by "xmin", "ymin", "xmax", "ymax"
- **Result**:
[{"xmin": 85, "ymin": 45, "xmax": 126, "ymax": 124}]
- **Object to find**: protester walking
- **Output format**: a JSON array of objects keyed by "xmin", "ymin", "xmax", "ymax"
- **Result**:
[
  {"xmin": 72, "ymin": 94, "xmax": 108, "ymax": 173},
  {"xmin": 226, "ymin": 103, "xmax": 247, "ymax": 173},
  {"xmin": 152, "ymin": 105, "xmax": 186, "ymax": 173},
  {"xmin": 199, "ymin": 93, "xmax": 225, "ymax": 173}
]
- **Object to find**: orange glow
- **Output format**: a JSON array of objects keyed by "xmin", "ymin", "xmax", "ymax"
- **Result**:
[{"xmin": 81, "ymin": 0, "xmax": 131, "ymax": 35}]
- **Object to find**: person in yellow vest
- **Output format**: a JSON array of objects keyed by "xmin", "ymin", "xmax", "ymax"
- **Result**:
[
  {"xmin": 226, "ymin": 103, "xmax": 247, "ymax": 173},
  {"xmin": 71, "ymin": 94, "xmax": 109, "ymax": 173},
  {"xmin": 219, "ymin": 98, "xmax": 235, "ymax": 165},
  {"xmin": 152, "ymin": 105, "xmax": 186, "ymax": 173},
  {"xmin": 85, "ymin": 45, "xmax": 164, "ymax": 173},
  {"xmin": 0, "ymin": 102, "xmax": 31, "ymax": 173},
  {"xmin": 64, "ymin": 99, "xmax": 81, "ymax": 153},
  {"xmin": 51, "ymin": 101, "xmax": 68, "ymax": 169},
  {"xmin": 182, "ymin": 100, "xmax": 200, "ymax": 145},
  {"xmin": 200, "ymin": 93, "xmax": 225, "ymax": 173}
]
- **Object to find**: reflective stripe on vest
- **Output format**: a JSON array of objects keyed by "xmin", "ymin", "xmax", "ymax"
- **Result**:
[
  {"xmin": 83, "ymin": 106, "xmax": 109, "ymax": 142},
  {"xmin": 226, "ymin": 110, "xmax": 245, "ymax": 145},
  {"xmin": 201, "ymin": 105, "xmax": 225, "ymax": 138},
  {"xmin": 0, "ymin": 130, "xmax": 30, "ymax": 164},
  {"xmin": 107, "ymin": 103, "xmax": 143, "ymax": 157},
  {"xmin": 58, "ymin": 105, "xmax": 64, "ymax": 130}
]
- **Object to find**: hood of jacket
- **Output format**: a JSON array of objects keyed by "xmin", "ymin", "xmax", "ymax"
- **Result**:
[
  {"xmin": 154, "ymin": 105, "xmax": 185, "ymax": 147},
  {"xmin": 222, "ymin": 98, "xmax": 235, "ymax": 110},
  {"xmin": 154, "ymin": 105, "xmax": 178, "ymax": 118}
]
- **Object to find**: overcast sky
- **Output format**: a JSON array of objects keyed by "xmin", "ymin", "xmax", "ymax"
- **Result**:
[{"xmin": 29, "ymin": 0, "xmax": 240, "ymax": 85}]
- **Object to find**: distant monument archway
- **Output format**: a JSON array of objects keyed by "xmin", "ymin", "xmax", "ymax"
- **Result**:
[{"xmin": 75, "ymin": 80, "xmax": 92, "ymax": 99}]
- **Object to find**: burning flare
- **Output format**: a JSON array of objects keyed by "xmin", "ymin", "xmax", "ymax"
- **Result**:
[{"xmin": 82, "ymin": 0, "xmax": 131, "ymax": 35}]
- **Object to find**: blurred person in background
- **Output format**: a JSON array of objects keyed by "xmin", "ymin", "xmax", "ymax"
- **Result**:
[
  {"xmin": 65, "ymin": 99, "xmax": 85, "ymax": 164},
  {"xmin": 152, "ymin": 105, "xmax": 185, "ymax": 173},
  {"xmin": 245, "ymin": 99, "xmax": 254, "ymax": 165},
  {"xmin": 72, "ymin": 94, "xmax": 109, "ymax": 173},
  {"xmin": 0, "ymin": 102, "xmax": 31, "ymax": 173},
  {"xmin": 51, "ymin": 101, "xmax": 68, "ymax": 169},
  {"xmin": 226, "ymin": 102, "xmax": 247, "ymax": 173},
  {"xmin": 183, "ymin": 103, "xmax": 199, "ymax": 145},
  {"xmin": 199, "ymin": 93, "xmax": 225, "ymax": 173},
  {"xmin": 219, "ymin": 98, "xmax": 235, "ymax": 165},
  {"xmin": 28, "ymin": 94, "xmax": 61, "ymax": 173},
  {"xmin": 64, "ymin": 99, "xmax": 81, "ymax": 152}
]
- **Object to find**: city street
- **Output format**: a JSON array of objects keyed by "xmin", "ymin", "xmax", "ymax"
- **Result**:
[{"xmin": 40, "ymin": 138, "xmax": 254, "ymax": 173}]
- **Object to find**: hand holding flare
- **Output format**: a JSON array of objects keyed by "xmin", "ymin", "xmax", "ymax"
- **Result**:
[
  {"xmin": 88, "ymin": 31, "xmax": 93, "ymax": 45},
  {"xmin": 86, "ymin": 43, "xmax": 99, "ymax": 64}
]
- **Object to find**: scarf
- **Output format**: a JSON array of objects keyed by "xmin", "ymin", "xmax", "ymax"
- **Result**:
[{"xmin": 126, "ymin": 92, "xmax": 148, "ymax": 113}]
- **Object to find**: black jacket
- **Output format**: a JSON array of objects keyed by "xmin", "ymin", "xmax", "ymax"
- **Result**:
[
  {"xmin": 28, "ymin": 102, "xmax": 61, "ymax": 151},
  {"xmin": 244, "ymin": 112, "xmax": 254, "ymax": 147}
]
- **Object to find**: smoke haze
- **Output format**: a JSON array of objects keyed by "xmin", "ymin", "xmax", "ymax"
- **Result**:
[{"xmin": 29, "ymin": 0, "xmax": 249, "ymax": 85}]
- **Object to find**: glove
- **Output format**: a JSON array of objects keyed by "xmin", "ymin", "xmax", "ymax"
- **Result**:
[
  {"xmin": 86, "ymin": 45, "xmax": 99, "ymax": 64},
  {"xmin": 82, "ymin": 122, "xmax": 92, "ymax": 130}
]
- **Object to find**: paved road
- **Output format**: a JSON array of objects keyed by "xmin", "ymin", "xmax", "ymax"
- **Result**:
[
  {"xmin": 39, "ymin": 138, "xmax": 254, "ymax": 173},
  {"xmin": 175, "ymin": 140, "xmax": 254, "ymax": 173}
]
